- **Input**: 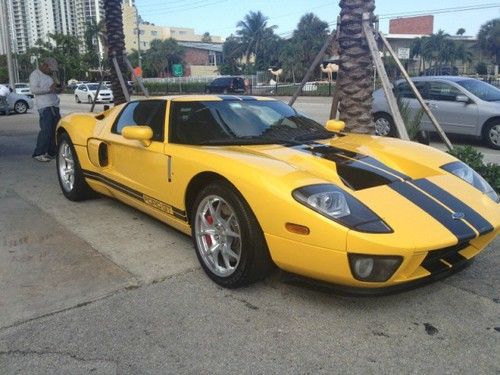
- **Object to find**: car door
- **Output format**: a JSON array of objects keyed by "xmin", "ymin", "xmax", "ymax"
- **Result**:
[
  {"xmin": 426, "ymin": 81, "xmax": 478, "ymax": 135},
  {"xmin": 97, "ymin": 100, "xmax": 174, "ymax": 213}
]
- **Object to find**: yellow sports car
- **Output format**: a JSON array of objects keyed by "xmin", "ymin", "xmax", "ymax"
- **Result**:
[{"xmin": 55, "ymin": 95, "xmax": 499, "ymax": 292}]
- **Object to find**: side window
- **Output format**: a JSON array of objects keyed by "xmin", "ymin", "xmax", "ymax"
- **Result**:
[
  {"xmin": 169, "ymin": 102, "xmax": 227, "ymax": 144},
  {"xmin": 429, "ymin": 82, "xmax": 462, "ymax": 102},
  {"xmin": 113, "ymin": 100, "xmax": 166, "ymax": 141},
  {"xmin": 395, "ymin": 81, "xmax": 427, "ymax": 99}
]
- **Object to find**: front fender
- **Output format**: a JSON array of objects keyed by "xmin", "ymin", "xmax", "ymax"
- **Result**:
[{"xmin": 57, "ymin": 113, "xmax": 97, "ymax": 146}]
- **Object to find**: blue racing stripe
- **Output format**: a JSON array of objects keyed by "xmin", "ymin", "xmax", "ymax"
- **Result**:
[
  {"xmin": 412, "ymin": 179, "xmax": 493, "ymax": 235},
  {"xmin": 390, "ymin": 181, "xmax": 476, "ymax": 242}
]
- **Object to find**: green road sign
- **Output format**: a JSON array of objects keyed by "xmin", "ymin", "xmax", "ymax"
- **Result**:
[{"xmin": 172, "ymin": 64, "xmax": 183, "ymax": 77}]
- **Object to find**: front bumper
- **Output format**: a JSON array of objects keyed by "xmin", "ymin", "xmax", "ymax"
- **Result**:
[{"xmin": 265, "ymin": 230, "xmax": 497, "ymax": 291}]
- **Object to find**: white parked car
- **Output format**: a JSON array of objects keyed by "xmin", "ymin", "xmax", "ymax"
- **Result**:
[
  {"xmin": 0, "ymin": 85, "xmax": 33, "ymax": 114},
  {"xmin": 14, "ymin": 83, "xmax": 33, "ymax": 98},
  {"xmin": 74, "ymin": 83, "xmax": 113, "ymax": 104}
]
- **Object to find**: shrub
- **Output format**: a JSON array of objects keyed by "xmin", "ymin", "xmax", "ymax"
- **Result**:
[{"xmin": 449, "ymin": 145, "xmax": 500, "ymax": 192}]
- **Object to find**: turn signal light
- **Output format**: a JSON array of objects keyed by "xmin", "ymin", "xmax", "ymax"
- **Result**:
[{"xmin": 285, "ymin": 223, "xmax": 310, "ymax": 235}]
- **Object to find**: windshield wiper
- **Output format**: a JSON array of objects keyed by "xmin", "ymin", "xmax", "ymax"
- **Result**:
[{"xmin": 294, "ymin": 131, "xmax": 335, "ymax": 141}]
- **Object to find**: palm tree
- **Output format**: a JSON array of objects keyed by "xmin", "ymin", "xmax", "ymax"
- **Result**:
[
  {"xmin": 236, "ymin": 11, "xmax": 276, "ymax": 73},
  {"xmin": 477, "ymin": 18, "xmax": 500, "ymax": 69},
  {"xmin": 337, "ymin": 0, "xmax": 375, "ymax": 133},
  {"xmin": 103, "ymin": 0, "xmax": 127, "ymax": 105}
]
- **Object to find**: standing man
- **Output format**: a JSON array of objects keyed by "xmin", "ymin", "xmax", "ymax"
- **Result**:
[
  {"xmin": 0, "ymin": 84, "xmax": 9, "ymax": 116},
  {"xmin": 30, "ymin": 57, "xmax": 61, "ymax": 162}
]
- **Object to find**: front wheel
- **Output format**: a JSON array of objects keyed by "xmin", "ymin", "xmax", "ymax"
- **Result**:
[
  {"xmin": 483, "ymin": 121, "xmax": 500, "ymax": 150},
  {"xmin": 191, "ymin": 182, "xmax": 273, "ymax": 288},
  {"xmin": 75, "ymin": 95, "xmax": 81, "ymax": 103},
  {"xmin": 14, "ymin": 100, "xmax": 28, "ymax": 114},
  {"xmin": 374, "ymin": 113, "xmax": 396, "ymax": 137},
  {"xmin": 87, "ymin": 95, "xmax": 93, "ymax": 103},
  {"xmin": 56, "ymin": 133, "xmax": 95, "ymax": 201}
]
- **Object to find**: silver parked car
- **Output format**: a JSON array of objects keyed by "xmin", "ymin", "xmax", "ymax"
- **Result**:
[
  {"xmin": 373, "ymin": 76, "xmax": 500, "ymax": 149},
  {"xmin": 0, "ymin": 86, "xmax": 33, "ymax": 114}
]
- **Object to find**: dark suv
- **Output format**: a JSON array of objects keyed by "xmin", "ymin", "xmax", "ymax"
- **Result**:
[{"xmin": 205, "ymin": 77, "xmax": 245, "ymax": 94}]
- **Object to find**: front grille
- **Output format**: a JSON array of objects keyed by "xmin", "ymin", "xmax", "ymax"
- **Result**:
[{"xmin": 421, "ymin": 242, "xmax": 469, "ymax": 274}]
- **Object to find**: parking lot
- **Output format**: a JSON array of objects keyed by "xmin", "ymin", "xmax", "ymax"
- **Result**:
[{"xmin": 0, "ymin": 95, "xmax": 498, "ymax": 374}]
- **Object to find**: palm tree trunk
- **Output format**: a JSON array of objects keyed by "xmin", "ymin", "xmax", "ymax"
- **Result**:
[
  {"xmin": 337, "ymin": 0, "xmax": 375, "ymax": 133},
  {"xmin": 104, "ymin": 0, "xmax": 127, "ymax": 105}
]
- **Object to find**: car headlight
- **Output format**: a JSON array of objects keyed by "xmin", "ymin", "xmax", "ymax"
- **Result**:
[
  {"xmin": 442, "ymin": 161, "xmax": 498, "ymax": 203},
  {"xmin": 292, "ymin": 184, "xmax": 392, "ymax": 233},
  {"xmin": 348, "ymin": 254, "xmax": 403, "ymax": 282}
]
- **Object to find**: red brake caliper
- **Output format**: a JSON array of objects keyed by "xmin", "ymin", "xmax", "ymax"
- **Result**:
[{"xmin": 204, "ymin": 212, "xmax": 213, "ymax": 247}]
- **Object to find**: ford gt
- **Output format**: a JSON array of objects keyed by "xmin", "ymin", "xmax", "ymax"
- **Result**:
[{"xmin": 55, "ymin": 95, "xmax": 499, "ymax": 292}]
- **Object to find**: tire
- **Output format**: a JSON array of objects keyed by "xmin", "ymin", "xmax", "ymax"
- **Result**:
[
  {"xmin": 483, "ymin": 121, "xmax": 500, "ymax": 150},
  {"xmin": 75, "ymin": 95, "xmax": 81, "ymax": 103},
  {"xmin": 191, "ymin": 182, "xmax": 273, "ymax": 288},
  {"xmin": 87, "ymin": 95, "xmax": 93, "ymax": 104},
  {"xmin": 14, "ymin": 100, "xmax": 28, "ymax": 114},
  {"xmin": 374, "ymin": 113, "xmax": 396, "ymax": 137},
  {"xmin": 56, "ymin": 133, "xmax": 95, "ymax": 201}
]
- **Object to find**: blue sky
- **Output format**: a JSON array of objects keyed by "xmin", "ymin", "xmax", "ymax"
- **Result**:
[{"xmin": 135, "ymin": 0, "xmax": 500, "ymax": 39}]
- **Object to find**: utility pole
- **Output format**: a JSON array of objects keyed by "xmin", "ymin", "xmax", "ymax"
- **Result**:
[
  {"xmin": 136, "ymin": 5, "xmax": 142, "ymax": 69},
  {"xmin": 1, "ymin": 0, "xmax": 15, "ymax": 87}
]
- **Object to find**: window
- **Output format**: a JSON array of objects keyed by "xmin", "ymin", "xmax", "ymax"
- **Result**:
[
  {"xmin": 169, "ymin": 102, "xmax": 229, "ymax": 144},
  {"xmin": 113, "ymin": 100, "xmax": 166, "ymax": 142},
  {"xmin": 394, "ymin": 81, "xmax": 427, "ymax": 99},
  {"xmin": 428, "ymin": 82, "xmax": 462, "ymax": 102},
  {"xmin": 151, "ymin": 30, "xmax": 158, "ymax": 36}
]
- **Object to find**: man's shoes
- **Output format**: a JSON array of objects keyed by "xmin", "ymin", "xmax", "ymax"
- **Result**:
[
  {"xmin": 33, "ymin": 154, "xmax": 51, "ymax": 162},
  {"xmin": 46, "ymin": 153, "xmax": 56, "ymax": 160}
]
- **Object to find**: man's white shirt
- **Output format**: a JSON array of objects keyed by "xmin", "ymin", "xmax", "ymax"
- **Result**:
[{"xmin": 29, "ymin": 69, "xmax": 60, "ymax": 109}]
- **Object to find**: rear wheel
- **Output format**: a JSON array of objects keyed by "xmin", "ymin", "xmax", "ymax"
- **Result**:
[
  {"xmin": 191, "ymin": 182, "xmax": 273, "ymax": 288},
  {"xmin": 57, "ymin": 133, "xmax": 95, "ymax": 201},
  {"xmin": 374, "ymin": 113, "xmax": 396, "ymax": 137},
  {"xmin": 483, "ymin": 121, "xmax": 500, "ymax": 150}
]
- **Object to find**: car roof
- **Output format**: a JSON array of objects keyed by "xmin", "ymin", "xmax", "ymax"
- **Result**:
[
  {"xmin": 404, "ymin": 76, "xmax": 474, "ymax": 83},
  {"xmin": 124, "ymin": 95, "xmax": 277, "ymax": 102}
]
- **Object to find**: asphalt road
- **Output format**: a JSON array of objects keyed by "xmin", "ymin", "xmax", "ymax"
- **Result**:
[{"xmin": 0, "ymin": 97, "xmax": 498, "ymax": 374}]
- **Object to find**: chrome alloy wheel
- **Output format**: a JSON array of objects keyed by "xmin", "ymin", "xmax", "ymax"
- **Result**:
[
  {"xmin": 58, "ymin": 141, "xmax": 75, "ymax": 192},
  {"xmin": 488, "ymin": 124, "xmax": 500, "ymax": 147},
  {"xmin": 375, "ymin": 117, "xmax": 391, "ymax": 136},
  {"xmin": 14, "ymin": 101, "xmax": 27, "ymax": 114},
  {"xmin": 194, "ymin": 195, "xmax": 242, "ymax": 277}
]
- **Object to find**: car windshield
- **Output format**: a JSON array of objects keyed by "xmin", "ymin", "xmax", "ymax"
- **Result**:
[
  {"xmin": 456, "ymin": 80, "xmax": 500, "ymax": 102},
  {"xmin": 87, "ymin": 84, "xmax": 100, "ymax": 91},
  {"xmin": 171, "ymin": 100, "xmax": 333, "ymax": 145}
]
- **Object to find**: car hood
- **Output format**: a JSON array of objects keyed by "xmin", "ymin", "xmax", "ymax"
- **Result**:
[{"xmin": 236, "ymin": 133, "xmax": 455, "ymax": 189}]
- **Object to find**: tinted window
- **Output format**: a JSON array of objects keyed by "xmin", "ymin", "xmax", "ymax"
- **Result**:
[
  {"xmin": 87, "ymin": 84, "xmax": 99, "ymax": 90},
  {"xmin": 77, "ymin": 85, "xmax": 85, "ymax": 90},
  {"xmin": 113, "ymin": 100, "xmax": 166, "ymax": 141},
  {"xmin": 211, "ymin": 78, "xmax": 231, "ymax": 86},
  {"xmin": 170, "ymin": 102, "xmax": 230, "ymax": 144},
  {"xmin": 456, "ymin": 79, "xmax": 500, "ymax": 102},
  {"xmin": 428, "ymin": 82, "xmax": 462, "ymax": 101},
  {"xmin": 395, "ymin": 81, "xmax": 427, "ymax": 99}
]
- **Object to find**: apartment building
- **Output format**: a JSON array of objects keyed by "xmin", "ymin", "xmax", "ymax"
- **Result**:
[
  {"xmin": 122, "ymin": 1, "xmax": 222, "ymax": 53},
  {"xmin": 0, "ymin": 0, "xmax": 103, "ymax": 54}
]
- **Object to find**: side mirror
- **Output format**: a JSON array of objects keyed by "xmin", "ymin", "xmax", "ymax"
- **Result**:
[
  {"xmin": 456, "ymin": 95, "xmax": 470, "ymax": 104},
  {"xmin": 325, "ymin": 120, "xmax": 346, "ymax": 132},
  {"xmin": 122, "ymin": 125, "xmax": 153, "ymax": 146}
]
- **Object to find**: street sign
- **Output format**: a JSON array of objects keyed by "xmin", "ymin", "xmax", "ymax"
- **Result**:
[
  {"xmin": 397, "ymin": 47, "xmax": 410, "ymax": 60},
  {"xmin": 172, "ymin": 64, "xmax": 183, "ymax": 77}
]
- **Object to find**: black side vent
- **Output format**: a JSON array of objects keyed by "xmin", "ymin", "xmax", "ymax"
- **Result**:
[{"xmin": 98, "ymin": 142, "xmax": 108, "ymax": 167}]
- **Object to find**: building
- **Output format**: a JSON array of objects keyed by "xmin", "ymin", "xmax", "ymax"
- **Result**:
[
  {"xmin": 0, "ymin": 0, "xmax": 103, "ymax": 55},
  {"xmin": 178, "ymin": 42, "xmax": 223, "ymax": 77},
  {"xmin": 122, "ymin": 1, "xmax": 222, "ymax": 53},
  {"xmin": 389, "ymin": 15, "xmax": 434, "ymax": 35}
]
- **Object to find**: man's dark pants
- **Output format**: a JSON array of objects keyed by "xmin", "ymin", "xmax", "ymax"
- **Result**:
[{"xmin": 33, "ymin": 106, "xmax": 60, "ymax": 157}]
